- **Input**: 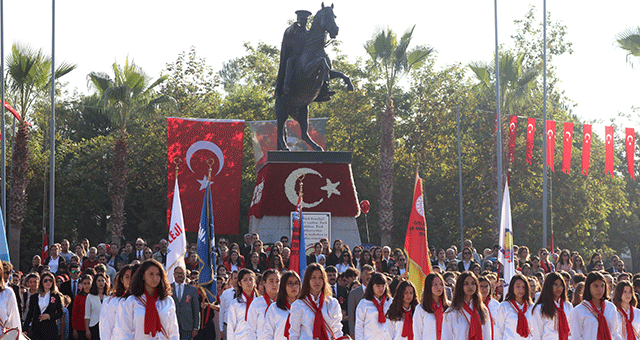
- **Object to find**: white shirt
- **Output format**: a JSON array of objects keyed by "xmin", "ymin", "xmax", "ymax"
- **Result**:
[
  {"xmin": 0, "ymin": 287, "xmax": 21, "ymax": 331},
  {"xmin": 113, "ymin": 294, "xmax": 180, "ymax": 340},
  {"xmin": 530, "ymin": 300, "xmax": 573, "ymax": 340},
  {"xmin": 264, "ymin": 303, "xmax": 290, "ymax": 340},
  {"xmin": 387, "ymin": 311, "xmax": 412, "ymax": 340},
  {"xmin": 38, "ymin": 292, "xmax": 50, "ymax": 314},
  {"xmin": 355, "ymin": 297, "xmax": 393, "ymax": 340},
  {"xmin": 614, "ymin": 306, "xmax": 640, "ymax": 340},
  {"xmin": 174, "ymin": 283, "xmax": 185, "ymax": 301},
  {"xmin": 496, "ymin": 300, "xmax": 533, "ymax": 339},
  {"xmin": 220, "ymin": 288, "xmax": 236, "ymax": 330},
  {"xmin": 227, "ymin": 292, "xmax": 257, "ymax": 340},
  {"xmin": 413, "ymin": 306, "xmax": 442, "ymax": 340},
  {"xmin": 99, "ymin": 295, "xmax": 123, "ymax": 340},
  {"xmin": 85, "ymin": 294, "xmax": 104, "ymax": 327},
  {"xmin": 441, "ymin": 302, "xmax": 492, "ymax": 340},
  {"xmin": 48, "ymin": 256, "xmax": 60, "ymax": 273},
  {"xmin": 335, "ymin": 263, "xmax": 351, "ymax": 274},
  {"xmin": 247, "ymin": 295, "xmax": 274, "ymax": 340},
  {"xmin": 568, "ymin": 300, "xmax": 622, "ymax": 340},
  {"xmin": 287, "ymin": 295, "xmax": 344, "ymax": 340}
]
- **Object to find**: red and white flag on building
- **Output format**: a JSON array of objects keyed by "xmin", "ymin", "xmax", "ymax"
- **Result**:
[
  {"xmin": 605, "ymin": 126, "xmax": 615, "ymax": 178},
  {"xmin": 626, "ymin": 128, "xmax": 635, "ymax": 179},
  {"xmin": 562, "ymin": 122, "xmax": 573, "ymax": 174},
  {"xmin": 582, "ymin": 124, "xmax": 592, "ymax": 176},
  {"xmin": 546, "ymin": 120, "xmax": 556, "ymax": 172},
  {"xmin": 508, "ymin": 115, "xmax": 518, "ymax": 163},
  {"xmin": 526, "ymin": 118, "xmax": 536, "ymax": 165},
  {"xmin": 167, "ymin": 118, "xmax": 245, "ymax": 234}
]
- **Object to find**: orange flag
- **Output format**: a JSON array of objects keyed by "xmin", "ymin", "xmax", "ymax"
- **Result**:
[{"xmin": 404, "ymin": 171, "xmax": 431, "ymax": 297}]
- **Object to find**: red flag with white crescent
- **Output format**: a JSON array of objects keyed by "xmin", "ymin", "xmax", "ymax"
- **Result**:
[
  {"xmin": 562, "ymin": 122, "xmax": 573, "ymax": 174},
  {"xmin": 605, "ymin": 126, "xmax": 615, "ymax": 178},
  {"xmin": 582, "ymin": 125, "xmax": 592, "ymax": 176},
  {"xmin": 626, "ymin": 128, "xmax": 635, "ymax": 179},
  {"xmin": 508, "ymin": 115, "xmax": 518, "ymax": 163},
  {"xmin": 546, "ymin": 120, "xmax": 556, "ymax": 172},
  {"xmin": 526, "ymin": 118, "xmax": 536, "ymax": 165}
]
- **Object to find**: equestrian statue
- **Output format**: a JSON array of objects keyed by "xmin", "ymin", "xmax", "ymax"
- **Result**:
[{"xmin": 275, "ymin": 3, "xmax": 354, "ymax": 151}]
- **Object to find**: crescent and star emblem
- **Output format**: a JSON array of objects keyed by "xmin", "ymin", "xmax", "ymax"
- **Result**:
[
  {"xmin": 284, "ymin": 168, "xmax": 341, "ymax": 208},
  {"xmin": 606, "ymin": 134, "xmax": 613, "ymax": 144},
  {"xmin": 185, "ymin": 141, "xmax": 225, "ymax": 190},
  {"xmin": 565, "ymin": 131, "xmax": 572, "ymax": 141},
  {"xmin": 547, "ymin": 130, "xmax": 554, "ymax": 139},
  {"xmin": 527, "ymin": 124, "xmax": 534, "ymax": 133},
  {"xmin": 627, "ymin": 135, "xmax": 635, "ymax": 146},
  {"xmin": 585, "ymin": 133, "xmax": 591, "ymax": 144},
  {"xmin": 509, "ymin": 122, "xmax": 516, "ymax": 132}
]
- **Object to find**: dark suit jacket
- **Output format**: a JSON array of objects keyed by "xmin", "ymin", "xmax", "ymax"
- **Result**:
[
  {"xmin": 8, "ymin": 282, "xmax": 22, "ymax": 320},
  {"xmin": 59, "ymin": 279, "xmax": 78, "ymax": 333},
  {"xmin": 171, "ymin": 283, "xmax": 201, "ymax": 332},
  {"xmin": 25, "ymin": 291, "xmax": 63, "ymax": 339},
  {"xmin": 458, "ymin": 260, "xmax": 480, "ymax": 272},
  {"xmin": 347, "ymin": 285, "xmax": 364, "ymax": 336}
]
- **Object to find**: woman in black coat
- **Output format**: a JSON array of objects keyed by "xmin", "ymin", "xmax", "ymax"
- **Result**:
[{"xmin": 25, "ymin": 271, "xmax": 63, "ymax": 340}]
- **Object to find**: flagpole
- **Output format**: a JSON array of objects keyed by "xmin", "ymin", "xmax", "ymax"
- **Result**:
[
  {"xmin": 456, "ymin": 105, "xmax": 464, "ymax": 250},
  {"xmin": 494, "ymin": 0, "xmax": 503, "ymax": 220},
  {"xmin": 0, "ymin": 0, "xmax": 5, "ymax": 219},
  {"xmin": 49, "ymin": 0, "xmax": 56, "ymax": 245},
  {"xmin": 542, "ymin": 0, "xmax": 548, "ymax": 249}
]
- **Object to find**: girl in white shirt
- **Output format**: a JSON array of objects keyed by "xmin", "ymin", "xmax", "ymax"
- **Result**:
[
  {"xmin": 85, "ymin": 272, "xmax": 109, "ymax": 340},
  {"xmin": 264, "ymin": 271, "xmax": 301, "ymax": 340},
  {"xmin": 531, "ymin": 272, "xmax": 572, "ymax": 340},
  {"xmin": 442, "ymin": 271, "xmax": 492, "ymax": 340},
  {"xmin": 247, "ymin": 269, "xmax": 280, "ymax": 340},
  {"xmin": 335, "ymin": 249, "xmax": 354, "ymax": 274},
  {"xmin": 287, "ymin": 263, "xmax": 348, "ymax": 340},
  {"xmin": 568, "ymin": 271, "xmax": 622, "ymax": 340},
  {"xmin": 227, "ymin": 268, "xmax": 258, "ymax": 340},
  {"xmin": 496, "ymin": 274, "xmax": 534, "ymax": 339},
  {"xmin": 386, "ymin": 280, "xmax": 418, "ymax": 340},
  {"xmin": 478, "ymin": 275, "xmax": 499, "ymax": 340},
  {"xmin": 355, "ymin": 272, "xmax": 393, "ymax": 340},
  {"xmin": 413, "ymin": 272, "xmax": 449, "ymax": 340},
  {"xmin": 100, "ymin": 263, "xmax": 135, "ymax": 340},
  {"xmin": 612, "ymin": 280, "xmax": 640, "ymax": 340},
  {"xmin": 0, "ymin": 262, "xmax": 21, "ymax": 331}
]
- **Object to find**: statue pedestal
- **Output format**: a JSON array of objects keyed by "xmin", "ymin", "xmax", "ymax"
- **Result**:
[{"xmin": 248, "ymin": 151, "xmax": 362, "ymax": 248}]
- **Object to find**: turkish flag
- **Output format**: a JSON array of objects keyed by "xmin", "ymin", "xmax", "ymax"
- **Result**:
[
  {"xmin": 526, "ymin": 118, "xmax": 536, "ymax": 165},
  {"xmin": 167, "ymin": 118, "xmax": 245, "ymax": 234},
  {"xmin": 508, "ymin": 116, "xmax": 518, "ymax": 163},
  {"xmin": 582, "ymin": 124, "xmax": 592, "ymax": 176},
  {"xmin": 546, "ymin": 120, "xmax": 556, "ymax": 172},
  {"xmin": 626, "ymin": 128, "xmax": 635, "ymax": 179},
  {"xmin": 562, "ymin": 122, "xmax": 573, "ymax": 174},
  {"xmin": 605, "ymin": 126, "xmax": 615, "ymax": 178}
]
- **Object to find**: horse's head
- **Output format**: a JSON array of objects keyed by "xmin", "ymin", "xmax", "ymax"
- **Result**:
[{"xmin": 316, "ymin": 3, "xmax": 339, "ymax": 39}]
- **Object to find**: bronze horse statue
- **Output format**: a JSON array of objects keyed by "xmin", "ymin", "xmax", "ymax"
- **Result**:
[{"xmin": 275, "ymin": 3, "xmax": 353, "ymax": 151}]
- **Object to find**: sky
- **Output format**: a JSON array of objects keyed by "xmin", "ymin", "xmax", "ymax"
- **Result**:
[{"xmin": 5, "ymin": 1, "xmax": 640, "ymax": 130}]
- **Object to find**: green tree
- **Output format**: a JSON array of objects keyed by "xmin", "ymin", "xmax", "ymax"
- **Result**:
[
  {"xmin": 364, "ymin": 26, "xmax": 433, "ymax": 246},
  {"xmin": 616, "ymin": 27, "xmax": 640, "ymax": 67}
]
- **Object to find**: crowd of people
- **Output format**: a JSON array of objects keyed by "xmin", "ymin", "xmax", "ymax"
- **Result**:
[{"xmin": 0, "ymin": 234, "xmax": 639, "ymax": 339}]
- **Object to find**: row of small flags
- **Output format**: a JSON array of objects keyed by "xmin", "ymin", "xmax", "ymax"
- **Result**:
[{"xmin": 507, "ymin": 115, "xmax": 635, "ymax": 178}]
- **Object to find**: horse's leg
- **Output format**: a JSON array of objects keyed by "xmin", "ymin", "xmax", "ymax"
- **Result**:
[
  {"xmin": 297, "ymin": 106, "xmax": 323, "ymax": 151},
  {"xmin": 328, "ymin": 70, "xmax": 354, "ymax": 91},
  {"xmin": 275, "ymin": 99, "xmax": 290, "ymax": 151}
]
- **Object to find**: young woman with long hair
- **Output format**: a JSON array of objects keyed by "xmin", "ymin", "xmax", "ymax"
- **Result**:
[
  {"xmin": 25, "ymin": 271, "xmax": 64, "ymax": 340},
  {"xmin": 72, "ymin": 274, "xmax": 92, "ymax": 340},
  {"xmin": 572, "ymin": 255, "xmax": 587, "ymax": 275},
  {"xmin": 0, "ymin": 260, "xmax": 21, "ymax": 332},
  {"xmin": 100, "ymin": 264, "xmax": 135, "ymax": 340},
  {"xmin": 612, "ymin": 280, "xmax": 640, "ymax": 340},
  {"xmin": 225, "ymin": 250, "xmax": 244, "ymax": 272},
  {"xmin": 227, "ymin": 268, "xmax": 258, "ymax": 340},
  {"xmin": 85, "ymin": 272, "xmax": 110, "ymax": 340},
  {"xmin": 327, "ymin": 240, "xmax": 343, "ymax": 267},
  {"xmin": 113, "ymin": 259, "xmax": 179, "ymax": 339},
  {"xmin": 555, "ymin": 250, "xmax": 573, "ymax": 272},
  {"xmin": 287, "ymin": 263, "xmax": 348, "ymax": 340},
  {"xmin": 442, "ymin": 271, "xmax": 491, "ymax": 340},
  {"xmin": 478, "ymin": 276, "xmax": 498, "ymax": 340},
  {"xmin": 568, "ymin": 271, "xmax": 621, "ymax": 340},
  {"xmin": 413, "ymin": 272, "xmax": 450, "ymax": 340},
  {"xmin": 496, "ymin": 274, "xmax": 534, "ymax": 339},
  {"xmin": 386, "ymin": 280, "xmax": 419, "ymax": 340},
  {"xmin": 336, "ymin": 249, "xmax": 354, "ymax": 274},
  {"xmin": 531, "ymin": 272, "xmax": 572, "ymax": 340},
  {"xmin": 355, "ymin": 272, "xmax": 393, "ymax": 339},
  {"xmin": 247, "ymin": 269, "xmax": 280, "ymax": 340},
  {"xmin": 264, "ymin": 271, "xmax": 301, "ymax": 340},
  {"xmin": 359, "ymin": 249, "xmax": 375, "ymax": 271}
]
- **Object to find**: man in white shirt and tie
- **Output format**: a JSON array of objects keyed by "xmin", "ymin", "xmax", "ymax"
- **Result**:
[{"xmin": 171, "ymin": 266, "xmax": 200, "ymax": 340}]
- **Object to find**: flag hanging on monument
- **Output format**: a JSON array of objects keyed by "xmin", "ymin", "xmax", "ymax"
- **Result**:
[
  {"xmin": 498, "ymin": 183, "xmax": 515, "ymax": 300},
  {"xmin": 167, "ymin": 177, "xmax": 187, "ymax": 283},
  {"xmin": 289, "ymin": 193, "xmax": 307, "ymax": 277},
  {"xmin": 404, "ymin": 171, "xmax": 431, "ymax": 298},
  {"xmin": 197, "ymin": 183, "xmax": 217, "ymax": 300}
]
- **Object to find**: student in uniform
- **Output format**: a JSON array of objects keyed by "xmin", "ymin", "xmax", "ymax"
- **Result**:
[
  {"xmin": 413, "ymin": 272, "xmax": 449, "ymax": 340},
  {"xmin": 100, "ymin": 264, "xmax": 134, "ymax": 340},
  {"xmin": 496, "ymin": 274, "xmax": 534, "ymax": 339},
  {"xmin": 568, "ymin": 271, "xmax": 622, "ymax": 340},
  {"xmin": 530, "ymin": 272, "xmax": 572, "ymax": 340},
  {"xmin": 226, "ymin": 268, "xmax": 258, "ymax": 340},
  {"xmin": 612, "ymin": 280, "xmax": 640, "ymax": 340},
  {"xmin": 355, "ymin": 272, "xmax": 393, "ymax": 340},
  {"xmin": 264, "ymin": 271, "xmax": 301, "ymax": 340},
  {"xmin": 247, "ymin": 269, "xmax": 280, "ymax": 340},
  {"xmin": 442, "ymin": 271, "xmax": 492, "ymax": 340},
  {"xmin": 478, "ymin": 275, "xmax": 498, "ymax": 340},
  {"xmin": 385, "ymin": 280, "xmax": 418, "ymax": 340}
]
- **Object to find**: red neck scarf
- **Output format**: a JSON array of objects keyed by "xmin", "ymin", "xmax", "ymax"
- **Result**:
[
  {"xmin": 588, "ymin": 300, "xmax": 612, "ymax": 340},
  {"xmin": 242, "ymin": 291, "xmax": 254, "ymax": 321},
  {"xmin": 484, "ymin": 297, "xmax": 494, "ymax": 340},
  {"xmin": 555, "ymin": 300, "xmax": 570, "ymax": 340},
  {"xmin": 462, "ymin": 301, "xmax": 483, "ymax": 340},
  {"xmin": 618, "ymin": 306, "xmax": 636, "ymax": 340},
  {"xmin": 509, "ymin": 300, "xmax": 530, "ymax": 337},
  {"xmin": 401, "ymin": 307, "xmax": 413, "ymax": 340},
  {"xmin": 372, "ymin": 296, "xmax": 387, "ymax": 324},
  {"xmin": 432, "ymin": 301, "xmax": 443, "ymax": 340},
  {"xmin": 143, "ymin": 290, "xmax": 163, "ymax": 337},
  {"xmin": 309, "ymin": 293, "xmax": 329, "ymax": 340},
  {"xmin": 284, "ymin": 301, "xmax": 292, "ymax": 338}
]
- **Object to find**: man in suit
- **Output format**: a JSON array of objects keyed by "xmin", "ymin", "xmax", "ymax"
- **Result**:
[
  {"xmin": 59, "ymin": 262, "xmax": 81, "ymax": 335},
  {"xmin": 347, "ymin": 264, "xmax": 373, "ymax": 336},
  {"xmin": 153, "ymin": 239, "xmax": 168, "ymax": 267},
  {"xmin": 129, "ymin": 238, "xmax": 147, "ymax": 263},
  {"xmin": 172, "ymin": 266, "xmax": 200, "ymax": 340},
  {"xmin": 240, "ymin": 233, "xmax": 253, "ymax": 258},
  {"xmin": 326, "ymin": 266, "xmax": 349, "ymax": 334}
]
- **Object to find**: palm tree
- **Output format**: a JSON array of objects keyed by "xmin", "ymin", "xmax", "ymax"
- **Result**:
[
  {"xmin": 88, "ymin": 58, "xmax": 176, "ymax": 245},
  {"xmin": 616, "ymin": 27, "xmax": 640, "ymax": 67},
  {"xmin": 6, "ymin": 43, "xmax": 76, "ymax": 263},
  {"xmin": 365, "ymin": 26, "xmax": 433, "ymax": 246}
]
